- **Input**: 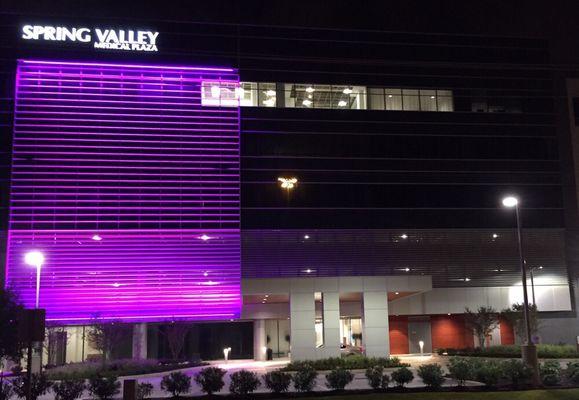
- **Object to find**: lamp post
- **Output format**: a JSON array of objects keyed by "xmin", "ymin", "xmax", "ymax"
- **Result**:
[
  {"xmin": 501, "ymin": 196, "xmax": 540, "ymax": 385},
  {"xmin": 24, "ymin": 251, "xmax": 44, "ymax": 309},
  {"xmin": 24, "ymin": 250, "xmax": 45, "ymax": 400}
]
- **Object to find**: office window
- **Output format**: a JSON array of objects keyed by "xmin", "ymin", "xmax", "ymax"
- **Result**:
[
  {"xmin": 419, "ymin": 89, "xmax": 437, "ymax": 111},
  {"xmin": 402, "ymin": 89, "xmax": 420, "ymax": 111},
  {"xmin": 284, "ymin": 84, "xmax": 366, "ymax": 109},
  {"xmin": 437, "ymin": 90, "xmax": 454, "ymax": 111},
  {"xmin": 386, "ymin": 88, "xmax": 403, "ymax": 110},
  {"xmin": 257, "ymin": 82, "xmax": 277, "ymax": 107},
  {"xmin": 201, "ymin": 81, "xmax": 239, "ymax": 107},
  {"xmin": 369, "ymin": 88, "xmax": 385, "ymax": 110},
  {"xmin": 202, "ymin": 81, "xmax": 276, "ymax": 107},
  {"xmin": 370, "ymin": 87, "xmax": 453, "ymax": 112}
]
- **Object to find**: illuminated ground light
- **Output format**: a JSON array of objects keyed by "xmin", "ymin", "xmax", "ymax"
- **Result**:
[{"xmin": 5, "ymin": 60, "xmax": 241, "ymax": 323}]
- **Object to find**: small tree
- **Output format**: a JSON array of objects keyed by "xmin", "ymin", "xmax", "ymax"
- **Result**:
[
  {"xmin": 464, "ymin": 306, "xmax": 498, "ymax": 349},
  {"xmin": 161, "ymin": 372, "xmax": 191, "ymax": 398},
  {"xmin": 263, "ymin": 370, "xmax": 291, "ymax": 394},
  {"xmin": 391, "ymin": 367, "xmax": 414, "ymax": 388},
  {"xmin": 136, "ymin": 382, "xmax": 154, "ymax": 400},
  {"xmin": 194, "ymin": 367, "xmax": 226, "ymax": 395},
  {"xmin": 365, "ymin": 365, "xmax": 384, "ymax": 390},
  {"xmin": 0, "ymin": 381, "xmax": 14, "ymax": 400},
  {"xmin": 501, "ymin": 303, "xmax": 540, "ymax": 343},
  {"xmin": 292, "ymin": 364, "xmax": 318, "ymax": 392},
  {"xmin": 87, "ymin": 319, "xmax": 131, "ymax": 365},
  {"xmin": 12, "ymin": 374, "xmax": 52, "ymax": 400},
  {"xmin": 162, "ymin": 323, "xmax": 190, "ymax": 361},
  {"xmin": 229, "ymin": 370, "xmax": 261, "ymax": 395},
  {"xmin": 417, "ymin": 364, "xmax": 445, "ymax": 390},
  {"xmin": 53, "ymin": 378, "xmax": 86, "ymax": 400},
  {"xmin": 325, "ymin": 368, "xmax": 353, "ymax": 391},
  {"xmin": 88, "ymin": 375, "xmax": 120, "ymax": 400}
]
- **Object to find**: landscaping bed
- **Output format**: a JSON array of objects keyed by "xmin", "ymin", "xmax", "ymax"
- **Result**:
[
  {"xmin": 283, "ymin": 355, "xmax": 408, "ymax": 371},
  {"xmin": 44, "ymin": 358, "xmax": 206, "ymax": 380},
  {"xmin": 436, "ymin": 344, "xmax": 579, "ymax": 359}
]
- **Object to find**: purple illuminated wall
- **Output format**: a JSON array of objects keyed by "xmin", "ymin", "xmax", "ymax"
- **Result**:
[{"xmin": 5, "ymin": 60, "xmax": 241, "ymax": 323}]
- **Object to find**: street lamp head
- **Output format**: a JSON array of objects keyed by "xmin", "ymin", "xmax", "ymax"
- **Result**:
[
  {"xmin": 502, "ymin": 196, "xmax": 519, "ymax": 208},
  {"xmin": 24, "ymin": 251, "xmax": 44, "ymax": 268}
]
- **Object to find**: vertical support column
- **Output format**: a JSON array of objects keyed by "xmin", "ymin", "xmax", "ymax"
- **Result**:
[
  {"xmin": 363, "ymin": 290, "xmax": 390, "ymax": 357},
  {"xmin": 289, "ymin": 290, "xmax": 316, "ymax": 360},
  {"xmin": 132, "ymin": 323, "xmax": 147, "ymax": 360},
  {"xmin": 253, "ymin": 320, "xmax": 267, "ymax": 361},
  {"xmin": 319, "ymin": 292, "xmax": 341, "ymax": 358}
]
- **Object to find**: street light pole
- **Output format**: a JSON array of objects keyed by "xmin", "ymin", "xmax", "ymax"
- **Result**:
[
  {"xmin": 23, "ymin": 250, "xmax": 45, "ymax": 400},
  {"xmin": 513, "ymin": 203, "xmax": 533, "ymax": 347},
  {"xmin": 502, "ymin": 196, "xmax": 540, "ymax": 386},
  {"xmin": 529, "ymin": 266, "xmax": 536, "ymax": 307}
]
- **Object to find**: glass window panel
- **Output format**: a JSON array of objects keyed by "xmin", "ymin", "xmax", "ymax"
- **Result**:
[
  {"xmin": 201, "ymin": 81, "xmax": 238, "ymax": 107},
  {"xmin": 258, "ymin": 82, "xmax": 276, "ymax": 107},
  {"xmin": 238, "ymin": 82, "xmax": 257, "ymax": 107},
  {"xmin": 332, "ymin": 85, "xmax": 366, "ymax": 110},
  {"xmin": 419, "ymin": 89, "xmax": 437, "ymax": 111},
  {"xmin": 402, "ymin": 89, "xmax": 419, "ymax": 111},
  {"xmin": 385, "ymin": 88, "xmax": 403, "ymax": 110},
  {"xmin": 437, "ymin": 90, "xmax": 454, "ymax": 112},
  {"xmin": 284, "ymin": 83, "xmax": 296, "ymax": 107},
  {"xmin": 369, "ymin": 88, "xmax": 385, "ymax": 110}
]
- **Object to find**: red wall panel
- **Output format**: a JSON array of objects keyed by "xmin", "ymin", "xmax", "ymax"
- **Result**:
[
  {"xmin": 431, "ymin": 315, "xmax": 474, "ymax": 349},
  {"xmin": 388, "ymin": 316, "xmax": 409, "ymax": 354},
  {"xmin": 499, "ymin": 317, "xmax": 515, "ymax": 345}
]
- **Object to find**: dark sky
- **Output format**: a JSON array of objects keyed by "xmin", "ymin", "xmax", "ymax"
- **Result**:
[{"xmin": 3, "ymin": 0, "xmax": 579, "ymax": 63}]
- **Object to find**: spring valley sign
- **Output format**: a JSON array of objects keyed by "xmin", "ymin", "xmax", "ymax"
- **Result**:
[{"xmin": 21, "ymin": 25, "xmax": 159, "ymax": 52}]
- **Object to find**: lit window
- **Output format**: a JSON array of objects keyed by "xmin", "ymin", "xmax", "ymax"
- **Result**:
[
  {"xmin": 402, "ymin": 89, "xmax": 420, "ymax": 111},
  {"xmin": 419, "ymin": 89, "xmax": 437, "ymax": 111},
  {"xmin": 284, "ymin": 84, "xmax": 366, "ymax": 110},
  {"xmin": 385, "ymin": 88, "xmax": 403, "ymax": 110},
  {"xmin": 201, "ymin": 81, "xmax": 239, "ymax": 107}
]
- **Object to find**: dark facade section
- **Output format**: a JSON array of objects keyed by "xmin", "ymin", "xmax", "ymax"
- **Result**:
[{"xmin": 242, "ymin": 229, "xmax": 567, "ymax": 288}]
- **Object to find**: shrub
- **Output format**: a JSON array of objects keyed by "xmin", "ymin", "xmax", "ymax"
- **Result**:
[
  {"xmin": 391, "ymin": 366, "xmax": 414, "ymax": 388},
  {"xmin": 46, "ymin": 359, "xmax": 206, "ymax": 381},
  {"xmin": 161, "ymin": 372, "xmax": 191, "ymax": 398},
  {"xmin": 447, "ymin": 357, "xmax": 474, "ymax": 386},
  {"xmin": 292, "ymin": 364, "xmax": 318, "ymax": 392},
  {"xmin": 88, "ymin": 375, "xmax": 120, "ymax": 400},
  {"xmin": 325, "ymin": 368, "xmax": 354, "ymax": 391},
  {"xmin": 229, "ymin": 370, "xmax": 261, "ymax": 396},
  {"xmin": 540, "ymin": 360, "xmax": 561, "ymax": 386},
  {"xmin": 284, "ymin": 355, "xmax": 406, "ymax": 371},
  {"xmin": 475, "ymin": 360, "xmax": 502, "ymax": 388},
  {"xmin": 567, "ymin": 361, "xmax": 579, "ymax": 384},
  {"xmin": 53, "ymin": 378, "xmax": 86, "ymax": 400},
  {"xmin": 12, "ymin": 374, "xmax": 53, "ymax": 400},
  {"xmin": 0, "ymin": 381, "xmax": 14, "ymax": 400},
  {"xmin": 194, "ymin": 367, "xmax": 226, "ymax": 395},
  {"xmin": 417, "ymin": 364, "xmax": 445, "ymax": 389},
  {"xmin": 365, "ymin": 365, "xmax": 383, "ymax": 390},
  {"xmin": 136, "ymin": 382, "xmax": 154, "ymax": 400},
  {"xmin": 263, "ymin": 370, "xmax": 291, "ymax": 394},
  {"xmin": 501, "ymin": 359, "xmax": 532, "ymax": 387},
  {"xmin": 436, "ymin": 344, "xmax": 579, "ymax": 359},
  {"xmin": 381, "ymin": 373, "xmax": 391, "ymax": 389}
]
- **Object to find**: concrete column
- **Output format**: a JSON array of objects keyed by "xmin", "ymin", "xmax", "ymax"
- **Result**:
[
  {"xmin": 289, "ymin": 291, "xmax": 316, "ymax": 360},
  {"xmin": 132, "ymin": 323, "xmax": 147, "ymax": 360},
  {"xmin": 363, "ymin": 291, "xmax": 390, "ymax": 357},
  {"xmin": 253, "ymin": 320, "xmax": 267, "ymax": 361},
  {"xmin": 319, "ymin": 292, "xmax": 341, "ymax": 358}
]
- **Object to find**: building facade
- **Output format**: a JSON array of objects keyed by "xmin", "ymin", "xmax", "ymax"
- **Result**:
[{"xmin": 1, "ymin": 2, "xmax": 579, "ymax": 362}]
